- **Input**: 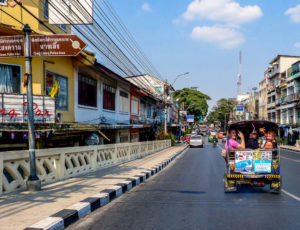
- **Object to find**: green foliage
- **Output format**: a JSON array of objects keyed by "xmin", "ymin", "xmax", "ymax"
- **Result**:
[
  {"xmin": 167, "ymin": 133, "xmax": 176, "ymax": 146},
  {"xmin": 207, "ymin": 98, "xmax": 235, "ymax": 130},
  {"xmin": 173, "ymin": 88, "xmax": 211, "ymax": 120},
  {"xmin": 184, "ymin": 129, "xmax": 192, "ymax": 135}
]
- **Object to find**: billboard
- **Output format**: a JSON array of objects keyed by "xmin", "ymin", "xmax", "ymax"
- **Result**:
[
  {"xmin": 49, "ymin": 0, "xmax": 93, "ymax": 25},
  {"xmin": 187, "ymin": 115, "xmax": 194, "ymax": 122}
]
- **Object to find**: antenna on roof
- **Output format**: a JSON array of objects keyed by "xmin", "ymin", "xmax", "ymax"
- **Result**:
[{"xmin": 237, "ymin": 50, "xmax": 242, "ymax": 95}]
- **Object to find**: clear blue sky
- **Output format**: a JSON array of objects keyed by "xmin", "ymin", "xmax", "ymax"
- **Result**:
[{"xmin": 109, "ymin": 0, "xmax": 300, "ymax": 109}]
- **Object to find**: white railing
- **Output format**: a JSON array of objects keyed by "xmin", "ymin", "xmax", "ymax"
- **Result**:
[{"xmin": 0, "ymin": 140, "xmax": 171, "ymax": 194}]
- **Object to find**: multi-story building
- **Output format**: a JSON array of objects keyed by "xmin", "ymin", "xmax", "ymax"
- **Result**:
[
  {"xmin": 265, "ymin": 55, "xmax": 300, "ymax": 124},
  {"xmin": 0, "ymin": 2, "xmax": 180, "ymax": 149},
  {"xmin": 259, "ymin": 78, "xmax": 268, "ymax": 120}
]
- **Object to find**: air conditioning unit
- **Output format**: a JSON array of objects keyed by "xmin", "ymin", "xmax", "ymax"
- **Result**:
[{"xmin": 56, "ymin": 112, "xmax": 63, "ymax": 123}]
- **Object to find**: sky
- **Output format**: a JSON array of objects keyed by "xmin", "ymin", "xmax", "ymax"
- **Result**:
[{"xmin": 109, "ymin": 0, "xmax": 300, "ymax": 110}]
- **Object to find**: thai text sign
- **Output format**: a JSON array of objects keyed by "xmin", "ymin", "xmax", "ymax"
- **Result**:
[
  {"xmin": 0, "ymin": 36, "xmax": 24, "ymax": 58},
  {"xmin": 31, "ymin": 35, "xmax": 86, "ymax": 57},
  {"xmin": 0, "ymin": 94, "xmax": 55, "ymax": 124}
]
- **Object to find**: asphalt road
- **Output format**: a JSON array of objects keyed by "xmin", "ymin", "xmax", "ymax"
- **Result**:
[{"xmin": 69, "ymin": 143, "xmax": 300, "ymax": 230}]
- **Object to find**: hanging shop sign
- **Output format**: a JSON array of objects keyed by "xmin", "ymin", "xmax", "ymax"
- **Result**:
[{"xmin": 0, "ymin": 94, "xmax": 55, "ymax": 124}]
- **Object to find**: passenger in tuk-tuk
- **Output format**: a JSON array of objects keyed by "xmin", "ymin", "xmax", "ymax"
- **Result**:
[
  {"xmin": 246, "ymin": 129, "xmax": 259, "ymax": 149},
  {"xmin": 259, "ymin": 128, "xmax": 277, "ymax": 149},
  {"xmin": 225, "ymin": 129, "xmax": 245, "ymax": 151}
]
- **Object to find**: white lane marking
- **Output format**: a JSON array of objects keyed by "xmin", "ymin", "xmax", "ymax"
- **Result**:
[
  {"xmin": 281, "ymin": 156, "xmax": 300, "ymax": 163},
  {"xmin": 282, "ymin": 189, "xmax": 300, "ymax": 202},
  {"xmin": 217, "ymin": 144, "xmax": 224, "ymax": 151}
]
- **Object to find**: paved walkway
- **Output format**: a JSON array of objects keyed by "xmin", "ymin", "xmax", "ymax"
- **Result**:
[
  {"xmin": 0, "ymin": 145, "xmax": 187, "ymax": 230},
  {"xmin": 281, "ymin": 145, "xmax": 300, "ymax": 153}
]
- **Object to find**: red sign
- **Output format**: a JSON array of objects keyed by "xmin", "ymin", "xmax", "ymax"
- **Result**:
[
  {"xmin": 0, "ymin": 36, "xmax": 24, "ymax": 58},
  {"xmin": 30, "ymin": 34, "xmax": 86, "ymax": 57}
]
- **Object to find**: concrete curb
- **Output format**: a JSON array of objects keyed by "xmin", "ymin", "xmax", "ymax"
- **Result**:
[
  {"xmin": 280, "ymin": 146, "xmax": 300, "ymax": 153},
  {"xmin": 24, "ymin": 145, "xmax": 189, "ymax": 230}
]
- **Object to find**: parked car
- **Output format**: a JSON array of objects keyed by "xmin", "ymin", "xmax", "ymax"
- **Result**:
[
  {"xmin": 183, "ymin": 134, "xmax": 191, "ymax": 143},
  {"xmin": 189, "ymin": 135, "xmax": 203, "ymax": 148}
]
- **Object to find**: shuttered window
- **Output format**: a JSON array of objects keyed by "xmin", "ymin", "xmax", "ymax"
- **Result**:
[
  {"xmin": 78, "ymin": 74, "xmax": 97, "ymax": 107},
  {"xmin": 103, "ymin": 84, "xmax": 116, "ymax": 111},
  {"xmin": 119, "ymin": 91, "xmax": 129, "ymax": 113}
]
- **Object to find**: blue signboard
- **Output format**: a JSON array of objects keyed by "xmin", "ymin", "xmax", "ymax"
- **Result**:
[
  {"xmin": 187, "ymin": 115, "xmax": 194, "ymax": 122},
  {"xmin": 237, "ymin": 106, "xmax": 244, "ymax": 111}
]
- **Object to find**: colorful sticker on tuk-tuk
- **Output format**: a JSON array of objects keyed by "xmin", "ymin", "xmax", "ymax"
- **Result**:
[
  {"xmin": 253, "ymin": 160, "xmax": 271, "ymax": 173},
  {"xmin": 259, "ymin": 151, "xmax": 272, "ymax": 161},
  {"xmin": 235, "ymin": 151, "xmax": 253, "ymax": 173},
  {"xmin": 253, "ymin": 150, "xmax": 260, "ymax": 160}
]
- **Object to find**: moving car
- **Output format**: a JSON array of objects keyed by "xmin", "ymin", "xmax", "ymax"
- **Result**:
[
  {"xmin": 189, "ymin": 135, "xmax": 203, "ymax": 148},
  {"xmin": 223, "ymin": 120, "xmax": 281, "ymax": 193}
]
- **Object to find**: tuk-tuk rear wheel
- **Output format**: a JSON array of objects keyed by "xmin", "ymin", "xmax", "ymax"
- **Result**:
[{"xmin": 270, "ymin": 177, "xmax": 282, "ymax": 194}]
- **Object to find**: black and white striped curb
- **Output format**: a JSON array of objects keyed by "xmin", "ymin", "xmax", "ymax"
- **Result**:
[
  {"xmin": 280, "ymin": 146, "xmax": 300, "ymax": 153},
  {"xmin": 24, "ymin": 145, "xmax": 189, "ymax": 230}
]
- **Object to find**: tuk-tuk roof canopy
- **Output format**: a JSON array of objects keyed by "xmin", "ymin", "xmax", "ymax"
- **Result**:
[{"xmin": 228, "ymin": 120, "xmax": 278, "ymax": 133}]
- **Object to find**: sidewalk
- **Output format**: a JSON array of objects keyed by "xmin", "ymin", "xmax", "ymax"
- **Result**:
[
  {"xmin": 280, "ymin": 145, "xmax": 300, "ymax": 153},
  {"xmin": 0, "ymin": 144, "xmax": 188, "ymax": 230}
]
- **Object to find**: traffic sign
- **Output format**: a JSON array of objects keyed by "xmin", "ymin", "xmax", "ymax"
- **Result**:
[
  {"xmin": 0, "ymin": 36, "xmax": 24, "ymax": 58},
  {"xmin": 237, "ymin": 106, "xmax": 244, "ymax": 111},
  {"xmin": 30, "ymin": 34, "xmax": 86, "ymax": 57}
]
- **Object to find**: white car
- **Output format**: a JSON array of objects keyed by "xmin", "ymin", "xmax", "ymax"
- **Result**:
[{"xmin": 189, "ymin": 135, "xmax": 204, "ymax": 148}]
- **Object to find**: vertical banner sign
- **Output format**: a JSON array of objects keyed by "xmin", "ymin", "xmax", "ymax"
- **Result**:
[{"xmin": 49, "ymin": 0, "xmax": 93, "ymax": 25}]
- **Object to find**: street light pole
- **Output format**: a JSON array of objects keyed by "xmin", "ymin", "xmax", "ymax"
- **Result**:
[
  {"xmin": 164, "ymin": 79, "xmax": 168, "ymax": 135},
  {"xmin": 24, "ymin": 24, "xmax": 41, "ymax": 191}
]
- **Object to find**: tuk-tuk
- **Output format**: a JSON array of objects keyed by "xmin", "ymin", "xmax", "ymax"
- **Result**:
[{"xmin": 223, "ymin": 120, "xmax": 281, "ymax": 193}]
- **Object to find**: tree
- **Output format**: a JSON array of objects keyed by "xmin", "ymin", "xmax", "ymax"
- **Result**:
[
  {"xmin": 173, "ymin": 88, "xmax": 211, "ymax": 120},
  {"xmin": 207, "ymin": 98, "xmax": 235, "ymax": 130}
]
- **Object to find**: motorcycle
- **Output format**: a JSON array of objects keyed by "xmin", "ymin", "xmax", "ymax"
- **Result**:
[{"xmin": 213, "ymin": 139, "xmax": 217, "ymax": 147}]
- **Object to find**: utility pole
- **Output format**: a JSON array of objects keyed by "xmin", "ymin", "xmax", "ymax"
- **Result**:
[
  {"xmin": 24, "ymin": 24, "xmax": 41, "ymax": 191},
  {"xmin": 164, "ymin": 80, "xmax": 168, "ymax": 135}
]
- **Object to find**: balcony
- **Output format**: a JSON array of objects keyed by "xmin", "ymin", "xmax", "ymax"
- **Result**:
[{"xmin": 267, "ymin": 102, "xmax": 275, "ymax": 109}]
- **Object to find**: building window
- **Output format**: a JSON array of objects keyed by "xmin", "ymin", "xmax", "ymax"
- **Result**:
[
  {"xmin": 44, "ymin": 0, "xmax": 49, "ymax": 18},
  {"xmin": 147, "ymin": 104, "xmax": 151, "ymax": 118},
  {"xmin": 78, "ymin": 74, "xmax": 97, "ymax": 107},
  {"xmin": 0, "ymin": 0, "xmax": 8, "ymax": 6},
  {"xmin": 119, "ymin": 91, "xmax": 129, "ymax": 113},
  {"xmin": 140, "ymin": 100, "xmax": 146, "ymax": 116},
  {"xmin": 103, "ymin": 84, "xmax": 116, "ymax": 111},
  {"xmin": 58, "ymin": 25, "xmax": 67, "ymax": 32},
  {"xmin": 131, "ymin": 98, "xmax": 138, "ymax": 115},
  {"xmin": 0, "ymin": 64, "xmax": 21, "ymax": 94},
  {"xmin": 46, "ymin": 71, "xmax": 68, "ymax": 111},
  {"xmin": 120, "ymin": 134, "xmax": 129, "ymax": 143},
  {"xmin": 131, "ymin": 133, "xmax": 139, "ymax": 142}
]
